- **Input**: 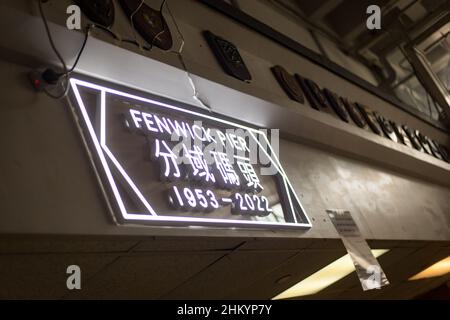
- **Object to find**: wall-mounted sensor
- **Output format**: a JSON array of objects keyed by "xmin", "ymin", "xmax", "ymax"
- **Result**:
[
  {"xmin": 391, "ymin": 121, "xmax": 413, "ymax": 148},
  {"xmin": 356, "ymin": 104, "xmax": 383, "ymax": 136},
  {"xmin": 375, "ymin": 113, "xmax": 398, "ymax": 143},
  {"xmin": 120, "ymin": 0, "xmax": 173, "ymax": 50},
  {"xmin": 341, "ymin": 98, "xmax": 367, "ymax": 129},
  {"xmin": 204, "ymin": 30, "xmax": 251, "ymax": 82},
  {"xmin": 322, "ymin": 88, "xmax": 350, "ymax": 123},
  {"xmin": 271, "ymin": 65, "xmax": 304, "ymax": 104}
]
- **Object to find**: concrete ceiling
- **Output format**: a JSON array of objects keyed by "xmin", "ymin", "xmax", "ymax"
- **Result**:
[
  {"xmin": 270, "ymin": 0, "xmax": 449, "ymax": 47},
  {"xmin": 0, "ymin": 235, "xmax": 449, "ymax": 299}
]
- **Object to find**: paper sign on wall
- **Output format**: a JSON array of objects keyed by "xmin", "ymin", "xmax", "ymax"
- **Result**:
[{"xmin": 327, "ymin": 209, "xmax": 389, "ymax": 291}]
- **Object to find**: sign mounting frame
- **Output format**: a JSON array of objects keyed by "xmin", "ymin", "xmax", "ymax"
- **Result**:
[{"xmin": 67, "ymin": 75, "xmax": 312, "ymax": 231}]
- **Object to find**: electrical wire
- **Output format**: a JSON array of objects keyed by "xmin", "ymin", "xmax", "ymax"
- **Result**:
[
  {"xmin": 87, "ymin": 0, "xmax": 167, "ymax": 53},
  {"xmin": 128, "ymin": 0, "xmax": 167, "ymax": 51},
  {"xmin": 38, "ymin": 0, "xmax": 91, "ymax": 99},
  {"xmin": 88, "ymin": 23, "xmax": 152, "ymax": 51},
  {"xmin": 149, "ymin": 0, "xmax": 167, "ymax": 50},
  {"xmin": 38, "ymin": 0, "xmax": 69, "ymax": 99},
  {"xmin": 67, "ymin": 24, "xmax": 91, "ymax": 74},
  {"xmin": 130, "ymin": 0, "xmax": 146, "ymax": 50},
  {"xmin": 39, "ymin": 0, "xmax": 206, "ymax": 111},
  {"xmin": 120, "ymin": 0, "xmax": 210, "ymax": 111},
  {"xmin": 163, "ymin": 0, "xmax": 212, "ymax": 112},
  {"xmin": 89, "ymin": 23, "xmax": 120, "ymax": 40},
  {"xmin": 38, "ymin": 0, "xmax": 68, "ymax": 75}
]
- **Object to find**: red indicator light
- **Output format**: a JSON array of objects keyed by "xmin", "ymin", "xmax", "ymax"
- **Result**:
[{"xmin": 34, "ymin": 79, "xmax": 41, "ymax": 89}]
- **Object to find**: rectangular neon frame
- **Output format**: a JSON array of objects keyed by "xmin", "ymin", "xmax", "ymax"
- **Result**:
[{"xmin": 69, "ymin": 77, "xmax": 312, "ymax": 230}]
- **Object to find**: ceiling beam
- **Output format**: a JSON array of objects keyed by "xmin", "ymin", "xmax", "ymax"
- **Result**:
[{"xmin": 309, "ymin": 0, "xmax": 344, "ymax": 21}]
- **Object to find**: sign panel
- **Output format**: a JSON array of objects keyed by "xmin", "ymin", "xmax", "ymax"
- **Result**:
[
  {"xmin": 327, "ymin": 209, "xmax": 389, "ymax": 290},
  {"xmin": 69, "ymin": 77, "xmax": 311, "ymax": 229}
]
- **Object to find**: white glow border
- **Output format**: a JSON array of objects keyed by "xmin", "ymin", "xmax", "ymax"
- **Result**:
[{"xmin": 70, "ymin": 77, "xmax": 312, "ymax": 229}]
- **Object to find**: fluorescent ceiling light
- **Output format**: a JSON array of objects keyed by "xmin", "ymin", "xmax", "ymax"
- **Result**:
[
  {"xmin": 272, "ymin": 249, "xmax": 389, "ymax": 300},
  {"xmin": 409, "ymin": 256, "xmax": 450, "ymax": 281}
]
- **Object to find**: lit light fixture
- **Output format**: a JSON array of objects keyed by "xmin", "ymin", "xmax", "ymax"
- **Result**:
[
  {"xmin": 409, "ymin": 256, "xmax": 450, "ymax": 281},
  {"xmin": 272, "ymin": 249, "xmax": 389, "ymax": 300}
]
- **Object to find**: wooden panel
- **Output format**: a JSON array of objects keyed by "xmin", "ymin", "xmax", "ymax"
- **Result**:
[
  {"xmin": 237, "ymin": 249, "xmax": 346, "ymax": 299},
  {"xmin": 163, "ymin": 251, "xmax": 297, "ymax": 299},
  {"xmin": 0, "ymin": 253, "xmax": 118, "ymax": 299},
  {"xmin": 66, "ymin": 252, "xmax": 224, "ymax": 299}
]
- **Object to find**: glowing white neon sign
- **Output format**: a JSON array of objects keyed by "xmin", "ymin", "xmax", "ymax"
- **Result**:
[{"xmin": 69, "ymin": 77, "xmax": 312, "ymax": 229}]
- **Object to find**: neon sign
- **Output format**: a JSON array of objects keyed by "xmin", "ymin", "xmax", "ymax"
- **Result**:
[{"xmin": 69, "ymin": 77, "xmax": 312, "ymax": 230}]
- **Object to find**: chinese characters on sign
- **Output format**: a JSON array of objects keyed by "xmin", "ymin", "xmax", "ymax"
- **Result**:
[{"xmin": 127, "ymin": 108, "xmax": 269, "ymax": 215}]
